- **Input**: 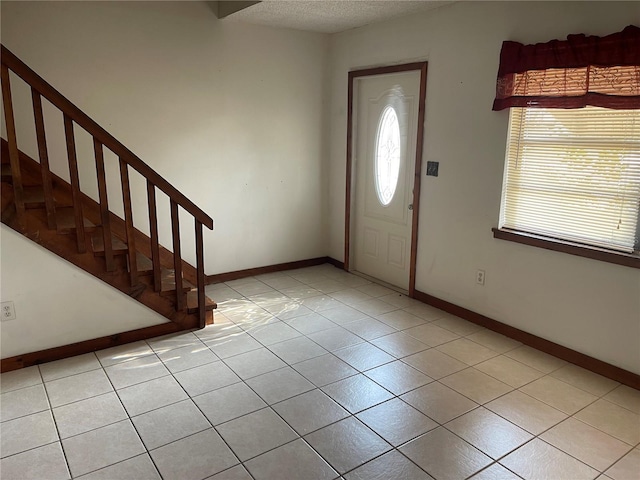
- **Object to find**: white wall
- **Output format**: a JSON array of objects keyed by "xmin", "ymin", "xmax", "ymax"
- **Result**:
[
  {"xmin": 1, "ymin": 1, "xmax": 329, "ymax": 274},
  {"xmin": 2, "ymin": 1, "xmax": 639, "ymax": 374},
  {"xmin": 327, "ymin": 1, "xmax": 640, "ymax": 373},
  {"xmin": 0, "ymin": 225, "xmax": 168, "ymax": 358}
]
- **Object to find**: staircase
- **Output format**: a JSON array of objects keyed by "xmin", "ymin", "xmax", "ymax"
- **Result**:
[{"xmin": 1, "ymin": 45, "xmax": 216, "ymax": 367}]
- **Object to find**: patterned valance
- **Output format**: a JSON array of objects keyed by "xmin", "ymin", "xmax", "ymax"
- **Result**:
[{"xmin": 493, "ymin": 25, "xmax": 640, "ymax": 110}]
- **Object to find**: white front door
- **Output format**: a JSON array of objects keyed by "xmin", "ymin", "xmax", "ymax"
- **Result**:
[{"xmin": 352, "ymin": 71, "xmax": 420, "ymax": 290}]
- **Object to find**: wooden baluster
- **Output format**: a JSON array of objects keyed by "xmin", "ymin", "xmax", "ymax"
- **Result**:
[
  {"xmin": 31, "ymin": 88, "xmax": 56, "ymax": 229},
  {"xmin": 1, "ymin": 64, "xmax": 26, "ymax": 230},
  {"xmin": 195, "ymin": 219, "xmax": 205, "ymax": 327},
  {"xmin": 63, "ymin": 114, "xmax": 86, "ymax": 253},
  {"xmin": 147, "ymin": 180, "xmax": 161, "ymax": 291},
  {"xmin": 94, "ymin": 139, "xmax": 114, "ymax": 271},
  {"xmin": 119, "ymin": 159, "xmax": 138, "ymax": 286},
  {"xmin": 170, "ymin": 200, "xmax": 184, "ymax": 311}
]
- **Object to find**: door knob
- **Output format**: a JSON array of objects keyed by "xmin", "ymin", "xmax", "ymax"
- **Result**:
[{"xmin": 408, "ymin": 204, "xmax": 413, "ymax": 210}]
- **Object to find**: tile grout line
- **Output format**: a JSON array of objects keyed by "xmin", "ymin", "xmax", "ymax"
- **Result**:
[
  {"xmin": 130, "ymin": 269, "xmax": 640, "ymax": 477},
  {"xmin": 213, "ymin": 285, "xmax": 461, "ymax": 478},
  {"xmin": 154, "ymin": 337, "xmax": 255, "ymax": 480},
  {"xmin": 255, "ymin": 272, "xmax": 635, "ymax": 474},
  {"xmin": 194, "ymin": 271, "xmax": 640, "ymax": 475},
  {"xmin": 3, "ymin": 266, "xmax": 638, "ymax": 479},
  {"xmin": 79, "ymin": 351, "xmax": 164, "ymax": 480},
  {"xmin": 194, "ymin": 315, "xmax": 345, "ymax": 477},
  {"xmin": 37, "ymin": 359, "xmax": 73, "ymax": 479},
  {"xmin": 201, "ymin": 289, "xmax": 395, "ymax": 477}
]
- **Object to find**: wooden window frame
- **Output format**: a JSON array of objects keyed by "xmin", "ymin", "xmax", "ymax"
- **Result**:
[{"xmin": 493, "ymin": 227, "xmax": 640, "ymax": 269}]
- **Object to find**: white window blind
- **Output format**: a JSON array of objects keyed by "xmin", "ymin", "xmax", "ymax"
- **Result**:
[{"xmin": 499, "ymin": 106, "xmax": 640, "ymax": 253}]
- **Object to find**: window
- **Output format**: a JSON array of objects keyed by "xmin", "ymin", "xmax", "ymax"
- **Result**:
[
  {"xmin": 492, "ymin": 26, "xmax": 640, "ymax": 265},
  {"xmin": 374, "ymin": 105, "xmax": 401, "ymax": 206},
  {"xmin": 500, "ymin": 107, "xmax": 640, "ymax": 253}
]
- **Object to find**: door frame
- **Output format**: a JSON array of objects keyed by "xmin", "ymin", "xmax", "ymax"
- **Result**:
[{"xmin": 344, "ymin": 62, "xmax": 428, "ymax": 297}]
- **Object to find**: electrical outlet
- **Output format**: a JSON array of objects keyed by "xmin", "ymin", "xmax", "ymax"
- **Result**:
[
  {"xmin": 476, "ymin": 270, "xmax": 485, "ymax": 285},
  {"xmin": 1, "ymin": 301, "xmax": 16, "ymax": 321}
]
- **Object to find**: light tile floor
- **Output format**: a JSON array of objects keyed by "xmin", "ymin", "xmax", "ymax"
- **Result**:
[{"xmin": 1, "ymin": 263, "xmax": 639, "ymax": 480}]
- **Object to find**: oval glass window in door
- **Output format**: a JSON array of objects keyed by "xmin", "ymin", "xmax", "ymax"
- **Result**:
[{"xmin": 374, "ymin": 105, "xmax": 401, "ymax": 206}]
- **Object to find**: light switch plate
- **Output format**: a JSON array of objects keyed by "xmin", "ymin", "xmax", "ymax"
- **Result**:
[{"xmin": 426, "ymin": 161, "xmax": 439, "ymax": 177}]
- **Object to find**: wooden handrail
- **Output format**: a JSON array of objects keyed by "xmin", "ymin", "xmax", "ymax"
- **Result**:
[{"xmin": 0, "ymin": 45, "xmax": 213, "ymax": 230}]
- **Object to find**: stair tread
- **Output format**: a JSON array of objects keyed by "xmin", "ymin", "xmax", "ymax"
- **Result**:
[
  {"xmin": 8, "ymin": 184, "xmax": 57, "ymax": 209},
  {"xmin": 136, "ymin": 252, "xmax": 153, "ymax": 274},
  {"xmin": 56, "ymin": 206, "xmax": 98, "ymax": 234},
  {"xmin": 91, "ymin": 233, "xmax": 128, "ymax": 255},
  {"xmin": 1, "ymin": 164, "xmax": 12, "ymax": 182},
  {"xmin": 23, "ymin": 184, "xmax": 44, "ymax": 200},
  {"xmin": 186, "ymin": 290, "xmax": 217, "ymax": 314},
  {"xmin": 23, "ymin": 185, "xmax": 46, "ymax": 207},
  {"xmin": 160, "ymin": 268, "xmax": 194, "ymax": 294}
]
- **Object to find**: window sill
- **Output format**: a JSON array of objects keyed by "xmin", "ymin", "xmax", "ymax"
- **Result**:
[{"xmin": 492, "ymin": 228, "xmax": 640, "ymax": 269}]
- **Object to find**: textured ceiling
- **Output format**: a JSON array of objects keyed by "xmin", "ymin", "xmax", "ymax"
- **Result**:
[{"xmin": 224, "ymin": 1, "xmax": 453, "ymax": 34}]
